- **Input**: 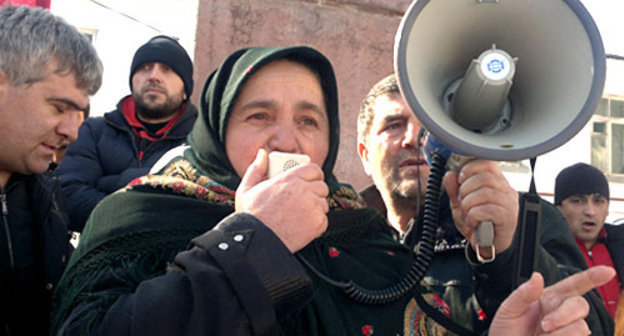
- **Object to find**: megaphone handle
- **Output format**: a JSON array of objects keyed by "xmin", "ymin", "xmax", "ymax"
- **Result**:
[
  {"xmin": 475, "ymin": 221, "xmax": 495, "ymax": 263},
  {"xmin": 447, "ymin": 154, "xmax": 496, "ymax": 263}
]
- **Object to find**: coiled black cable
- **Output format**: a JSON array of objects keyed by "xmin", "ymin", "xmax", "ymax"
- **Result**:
[{"xmin": 298, "ymin": 151, "xmax": 447, "ymax": 305}]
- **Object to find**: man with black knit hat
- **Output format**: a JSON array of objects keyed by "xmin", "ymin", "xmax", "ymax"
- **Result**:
[
  {"xmin": 555, "ymin": 162, "xmax": 624, "ymax": 320},
  {"xmin": 56, "ymin": 35, "xmax": 198, "ymax": 232}
]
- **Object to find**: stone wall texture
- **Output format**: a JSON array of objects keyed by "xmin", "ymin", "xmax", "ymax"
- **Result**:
[{"xmin": 193, "ymin": 0, "xmax": 413, "ymax": 191}]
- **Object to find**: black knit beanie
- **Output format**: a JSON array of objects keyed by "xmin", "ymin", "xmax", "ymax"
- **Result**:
[
  {"xmin": 129, "ymin": 35, "xmax": 194, "ymax": 99},
  {"xmin": 554, "ymin": 162, "xmax": 609, "ymax": 205}
]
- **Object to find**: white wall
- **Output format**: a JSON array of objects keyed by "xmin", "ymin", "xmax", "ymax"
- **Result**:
[
  {"xmin": 51, "ymin": 0, "xmax": 198, "ymax": 116},
  {"xmin": 580, "ymin": 0, "xmax": 624, "ymax": 56}
]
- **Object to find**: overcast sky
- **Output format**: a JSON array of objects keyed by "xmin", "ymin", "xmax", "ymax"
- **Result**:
[{"xmin": 580, "ymin": 0, "xmax": 624, "ymax": 56}]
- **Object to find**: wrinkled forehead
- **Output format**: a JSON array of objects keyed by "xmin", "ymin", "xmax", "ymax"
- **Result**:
[{"xmin": 225, "ymin": 57, "xmax": 330, "ymax": 125}]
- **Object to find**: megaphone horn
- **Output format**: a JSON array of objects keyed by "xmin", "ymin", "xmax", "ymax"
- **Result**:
[{"xmin": 395, "ymin": 0, "xmax": 606, "ymax": 161}]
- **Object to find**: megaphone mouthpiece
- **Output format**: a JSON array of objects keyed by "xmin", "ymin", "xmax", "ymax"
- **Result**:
[{"xmin": 446, "ymin": 44, "xmax": 516, "ymax": 133}]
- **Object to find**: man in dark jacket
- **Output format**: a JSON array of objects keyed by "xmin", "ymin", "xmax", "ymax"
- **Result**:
[
  {"xmin": 0, "ymin": 6, "xmax": 102, "ymax": 335},
  {"xmin": 56, "ymin": 35, "xmax": 198, "ymax": 232},
  {"xmin": 357, "ymin": 74, "xmax": 614, "ymax": 334},
  {"xmin": 555, "ymin": 162, "xmax": 624, "ymax": 320}
]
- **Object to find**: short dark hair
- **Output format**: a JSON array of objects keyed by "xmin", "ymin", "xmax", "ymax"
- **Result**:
[{"xmin": 357, "ymin": 74, "xmax": 400, "ymax": 145}]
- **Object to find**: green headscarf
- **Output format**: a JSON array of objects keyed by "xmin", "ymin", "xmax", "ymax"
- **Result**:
[{"xmin": 186, "ymin": 46, "xmax": 341, "ymax": 192}]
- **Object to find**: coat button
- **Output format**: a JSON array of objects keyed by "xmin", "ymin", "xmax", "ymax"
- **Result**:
[
  {"xmin": 218, "ymin": 242, "xmax": 229, "ymax": 250},
  {"xmin": 233, "ymin": 234, "xmax": 244, "ymax": 242},
  {"xmin": 45, "ymin": 283, "xmax": 54, "ymax": 291}
]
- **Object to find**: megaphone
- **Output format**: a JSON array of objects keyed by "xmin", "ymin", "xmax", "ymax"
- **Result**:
[
  {"xmin": 395, "ymin": 0, "xmax": 606, "ymax": 161},
  {"xmin": 394, "ymin": 0, "xmax": 605, "ymax": 286}
]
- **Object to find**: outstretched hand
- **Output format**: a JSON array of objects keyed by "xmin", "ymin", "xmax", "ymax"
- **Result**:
[
  {"xmin": 235, "ymin": 149, "xmax": 329, "ymax": 253},
  {"xmin": 490, "ymin": 266, "xmax": 616, "ymax": 336}
]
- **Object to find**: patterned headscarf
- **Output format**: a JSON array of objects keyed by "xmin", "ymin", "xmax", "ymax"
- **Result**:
[{"xmin": 185, "ymin": 46, "xmax": 341, "ymax": 192}]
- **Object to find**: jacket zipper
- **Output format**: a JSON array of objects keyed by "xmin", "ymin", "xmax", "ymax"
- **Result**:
[{"xmin": 1, "ymin": 192, "xmax": 15, "ymax": 269}]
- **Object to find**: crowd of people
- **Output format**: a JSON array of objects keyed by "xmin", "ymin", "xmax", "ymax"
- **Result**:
[{"xmin": 0, "ymin": 4, "xmax": 621, "ymax": 336}]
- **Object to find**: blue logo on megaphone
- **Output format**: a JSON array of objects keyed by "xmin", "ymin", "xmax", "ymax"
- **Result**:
[{"xmin": 487, "ymin": 59, "xmax": 505, "ymax": 73}]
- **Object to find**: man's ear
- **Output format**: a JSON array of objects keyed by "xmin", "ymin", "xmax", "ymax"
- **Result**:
[{"xmin": 358, "ymin": 141, "xmax": 373, "ymax": 177}]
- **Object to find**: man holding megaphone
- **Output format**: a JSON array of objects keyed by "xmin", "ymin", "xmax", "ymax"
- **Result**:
[{"xmin": 357, "ymin": 74, "xmax": 614, "ymax": 335}]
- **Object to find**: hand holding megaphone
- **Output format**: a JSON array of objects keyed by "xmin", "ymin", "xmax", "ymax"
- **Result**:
[
  {"xmin": 425, "ymin": 134, "xmax": 519, "ymax": 263},
  {"xmin": 423, "ymin": 134, "xmax": 495, "ymax": 262}
]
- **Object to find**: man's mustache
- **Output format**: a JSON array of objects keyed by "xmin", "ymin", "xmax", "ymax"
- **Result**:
[
  {"xmin": 396, "ymin": 149, "xmax": 425, "ymax": 164},
  {"xmin": 141, "ymin": 83, "xmax": 167, "ymax": 93}
]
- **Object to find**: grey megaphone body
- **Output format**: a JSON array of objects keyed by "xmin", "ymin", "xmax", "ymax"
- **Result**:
[{"xmin": 394, "ymin": 0, "xmax": 605, "ymax": 277}]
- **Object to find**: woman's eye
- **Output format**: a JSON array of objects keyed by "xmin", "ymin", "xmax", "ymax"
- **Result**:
[
  {"xmin": 301, "ymin": 117, "xmax": 318, "ymax": 127},
  {"xmin": 247, "ymin": 113, "xmax": 268, "ymax": 122}
]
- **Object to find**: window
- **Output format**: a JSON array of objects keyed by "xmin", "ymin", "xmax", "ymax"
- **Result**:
[
  {"xmin": 591, "ymin": 97, "xmax": 624, "ymax": 174},
  {"xmin": 79, "ymin": 28, "xmax": 97, "ymax": 44}
]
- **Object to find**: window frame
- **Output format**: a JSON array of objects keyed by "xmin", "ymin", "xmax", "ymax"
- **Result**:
[{"xmin": 591, "ymin": 96, "xmax": 624, "ymax": 178}]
